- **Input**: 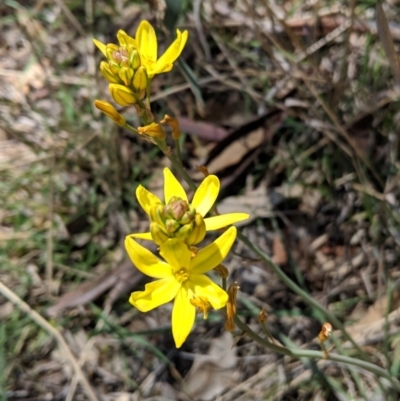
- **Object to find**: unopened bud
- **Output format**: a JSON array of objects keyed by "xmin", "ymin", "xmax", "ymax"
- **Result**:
[
  {"xmin": 109, "ymin": 84, "xmax": 137, "ymax": 106},
  {"xmin": 165, "ymin": 199, "xmax": 187, "ymax": 221},
  {"xmin": 99, "ymin": 61, "xmax": 121, "ymax": 84},
  {"xmin": 118, "ymin": 66, "xmax": 134, "ymax": 86},
  {"xmin": 130, "ymin": 50, "xmax": 141, "ymax": 70},
  {"xmin": 133, "ymin": 66, "xmax": 148, "ymax": 92},
  {"xmin": 112, "ymin": 48, "xmax": 130, "ymax": 67},
  {"xmin": 94, "ymin": 100, "xmax": 126, "ymax": 126},
  {"xmin": 165, "ymin": 218, "xmax": 180, "ymax": 234},
  {"xmin": 175, "ymin": 223, "xmax": 193, "ymax": 239},
  {"xmin": 150, "ymin": 222, "xmax": 170, "ymax": 245},
  {"xmin": 186, "ymin": 213, "xmax": 206, "ymax": 245}
]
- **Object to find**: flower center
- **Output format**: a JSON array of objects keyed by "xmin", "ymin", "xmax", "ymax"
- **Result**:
[
  {"xmin": 173, "ymin": 267, "xmax": 189, "ymax": 283},
  {"xmin": 112, "ymin": 48, "xmax": 129, "ymax": 65}
]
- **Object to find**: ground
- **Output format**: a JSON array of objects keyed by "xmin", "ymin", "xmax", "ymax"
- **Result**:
[{"xmin": 1, "ymin": 0, "xmax": 400, "ymax": 400}]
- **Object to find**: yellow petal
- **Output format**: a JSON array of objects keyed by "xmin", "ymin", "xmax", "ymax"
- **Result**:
[
  {"xmin": 191, "ymin": 226, "xmax": 237, "ymax": 274},
  {"xmin": 154, "ymin": 29, "xmax": 188, "ymax": 74},
  {"xmin": 188, "ymin": 275, "xmax": 228, "ymax": 309},
  {"xmin": 136, "ymin": 20, "xmax": 157, "ymax": 64},
  {"xmin": 117, "ymin": 29, "xmax": 136, "ymax": 47},
  {"xmin": 172, "ymin": 286, "xmax": 196, "ymax": 348},
  {"xmin": 163, "ymin": 168, "xmax": 188, "ymax": 203},
  {"xmin": 129, "ymin": 277, "xmax": 180, "ymax": 312},
  {"xmin": 125, "ymin": 236, "xmax": 171, "ymax": 278},
  {"xmin": 129, "ymin": 232, "xmax": 152, "ymax": 240},
  {"xmin": 204, "ymin": 213, "xmax": 249, "ymax": 230},
  {"xmin": 136, "ymin": 184, "xmax": 162, "ymax": 215},
  {"xmin": 93, "ymin": 38, "xmax": 107, "ymax": 58},
  {"xmin": 191, "ymin": 175, "xmax": 219, "ymax": 216},
  {"xmin": 159, "ymin": 239, "xmax": 192, "ymax": 270}
]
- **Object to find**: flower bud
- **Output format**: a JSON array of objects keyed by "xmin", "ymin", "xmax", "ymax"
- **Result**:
[
  {"xmin": 118, "ymin": 66, "xmax": 134, "ymax": 86},
  {"xmin": 150, "ymin": 222, "xmax": 170, "ymax": 245},
  {"xmin": 153, "ymin": 204, "xmax": 166, "ymax": 225},
  {"xmin": 165, "ymin": 218, "xmax": 180, "ymax": 234},
  {"xmin": 94, "ymin": 100, "xmax": 126, "ymax": 126},
  {"xmin": 175, "ymin": 223, "xmax": 193, "ymax": 239},
  {"xmin": 112, "ymin": 48, "xmax": 130, "ymax": 67},
  {"xmin": 109, "ymin": 84, "xmax": 137, "ymax": 106},
  {"xmin": 161, "ymin": 114, "xmax": 181, "ymax": 139},
  {"xmin": 99, "ymin": 61, "xmax": 121, "ymax": 84},
  {"xmin": 165, "ymin": 199, "xmax": 188, "ymax": 221},
  {"xmin": 133, "ymin": 66, "xmax": 148, "ymax": 92},
  {"xmin": 130, "ymin": 50, "xmax": 141, "ymax": 70},
  {"xmin": 138, "ymin": 123, "xmax": 166, "ymax": 140},
  {"xmin": 179, "ymin": 206, "xmax": 196, "ymax": 224},
  {"xmin": 186, "ymin": 213, "xmax": 206, "ymax": 245}
]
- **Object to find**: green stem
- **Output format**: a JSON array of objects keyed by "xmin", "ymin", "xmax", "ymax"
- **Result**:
[
  {"xmin": 174, "ymin": 138, "xmax": 183, "ymax": 167},
  {"xmin": 234, "ymin": 315, "xmax": 400, "ymax": 392},
  {"xmin": 166, "ymin": 154, "xmax": 197, "ymax": 192}
]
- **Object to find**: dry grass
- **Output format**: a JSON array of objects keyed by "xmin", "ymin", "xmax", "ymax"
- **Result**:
[{"xmin": 1, "ymin": 0, "xmax": 400, "ymax": 400}]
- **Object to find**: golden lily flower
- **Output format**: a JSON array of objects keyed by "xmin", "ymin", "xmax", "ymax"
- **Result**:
[
  {"xmin": 126, "ymin": 226, "xmax": 237, "ymax": 348},
  {"xmin": 138, "ymin": 122, "xmax": 166, "ymax": 141},
  {"xmin": 131, "ymin": 167, "xmax": 249, "ymax": 245},
  {"xmin": 134, "ymin": 20, "xmax": 188, "ymax": 78}
]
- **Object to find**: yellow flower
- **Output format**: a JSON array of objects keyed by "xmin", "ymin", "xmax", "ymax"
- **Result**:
[
  {"xmin": 131, "ymin": 167, "xmax": 249, "ymax": 245},
  {"xmin": 135, "ymin": 20, "xmax": 188, "ymax": 78},
  {"xmin": 138, "ymin": 122, "xmax": 166, "ymax": 141},
  {"xmin": 126, "ymin": 226, "xmax": 237, "ymax": 348}
]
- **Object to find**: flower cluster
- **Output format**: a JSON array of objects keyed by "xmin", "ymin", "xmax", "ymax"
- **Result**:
[
  {"xmin": 94, "ymin": 21, "xmax": 248, "ymax": 347},
  {"xmin": 93, "ymin": 20, "xmax": 188, "ymax": 109},
  {"xmin": 126, "ymin": 168, "xmax": 248, "ymax": 347}
]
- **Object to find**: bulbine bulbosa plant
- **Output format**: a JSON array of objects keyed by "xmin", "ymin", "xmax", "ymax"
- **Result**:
[{"xmin": 93, "ymin": 20, "xmax": 400, "ymax": 392}]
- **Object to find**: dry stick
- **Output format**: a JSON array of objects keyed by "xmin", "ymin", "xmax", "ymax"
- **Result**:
[{"xmin": 0, "ymin": 281, "xmax": 99, "ymax": 401}]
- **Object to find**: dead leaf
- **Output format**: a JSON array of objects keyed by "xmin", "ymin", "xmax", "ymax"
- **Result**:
[
  {"xmin": 202, "ymin": 128, "xmax": 264, "ymax": 176},
  {"xmin": 47, "ymin": 260, "xmax": 141, "ymax": 316},
  {"xmin": 184, "ymin": 332, "xmax": 237, "ymax": 401}
]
